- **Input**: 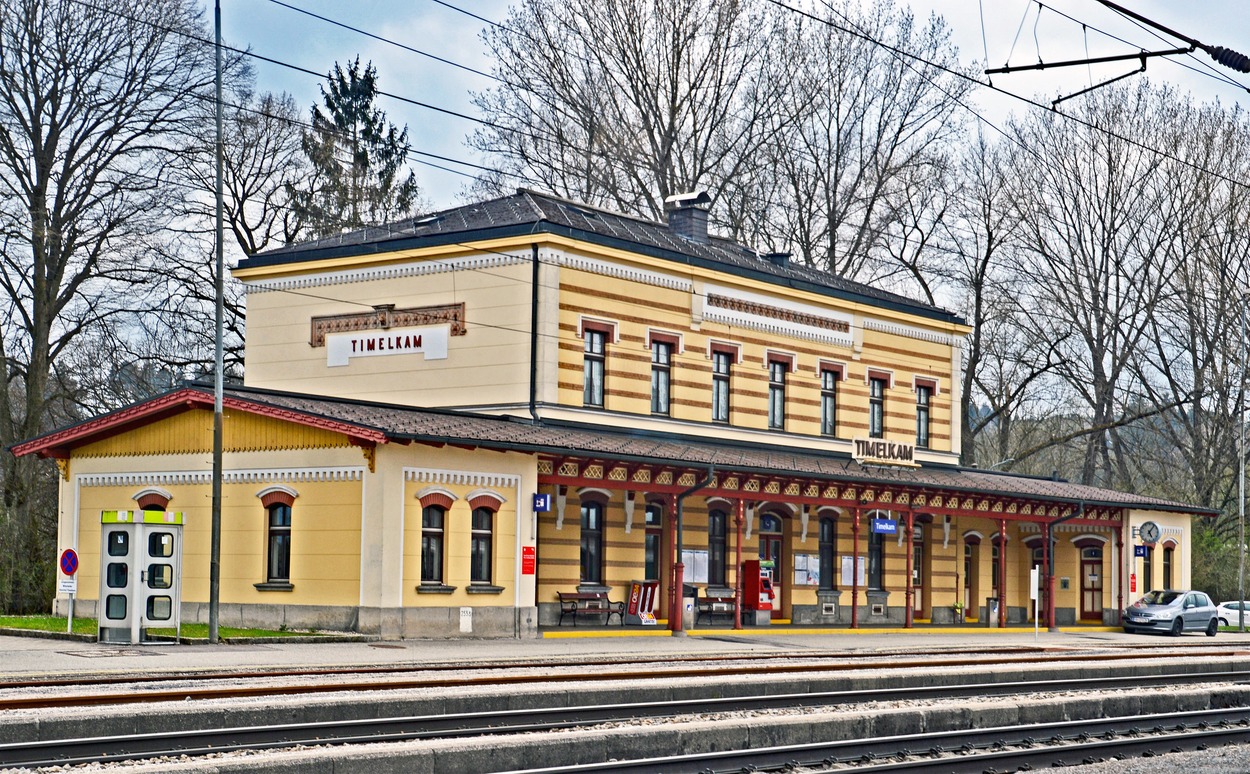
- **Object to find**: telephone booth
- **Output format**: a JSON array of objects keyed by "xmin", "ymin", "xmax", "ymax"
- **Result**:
[
  {"xmin": 742, "ymin": 559, "xmax": 775, "ymax": 612},
  {"xmin": 98, "ymin": 510, "xmax": 184, "ymax": 645}
]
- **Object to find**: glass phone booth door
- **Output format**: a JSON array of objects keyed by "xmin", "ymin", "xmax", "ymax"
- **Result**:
[{"xmin": 98, "ymin": 510, "xmax": 183, "ymax": 645}]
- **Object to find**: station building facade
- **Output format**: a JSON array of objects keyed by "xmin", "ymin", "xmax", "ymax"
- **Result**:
[{"xmin": 15, "ymin": 190, "xmax": 1213, "ymax": 638}]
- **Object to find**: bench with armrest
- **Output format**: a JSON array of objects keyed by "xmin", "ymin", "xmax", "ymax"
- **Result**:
[
  {"xmin": 557, "ymin": 591, "xmax": 624, "ymax": 626},
  {"xmin": 696, "ymin": 588, "xmax": 738, "ymax": 624}
]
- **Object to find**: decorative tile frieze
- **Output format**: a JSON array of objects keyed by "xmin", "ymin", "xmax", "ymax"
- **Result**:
[
  {"xmin": 311, "ymin": 303, "xmax": 466, "ymax": 347},
  {"xmin": 79, "ymin": 467, "xmax": 365, "ymax": 487},
  {"xmin": 404, "ymin": 468, "xmax": 520, "ymax": 488},
  {"xmin": 244, "ymin": 252, "xmax": 527, "ymax": 294}
]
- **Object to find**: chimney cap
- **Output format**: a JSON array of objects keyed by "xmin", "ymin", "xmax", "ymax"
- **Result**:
[{"xmin": 663, "ymin": 191, "xmax": 712, "ymax": 210}]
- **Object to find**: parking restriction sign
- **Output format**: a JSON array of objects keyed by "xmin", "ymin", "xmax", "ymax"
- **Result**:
[{"xmin": 59, "ymin": 548, "xmax": 78, "ymax": 576}]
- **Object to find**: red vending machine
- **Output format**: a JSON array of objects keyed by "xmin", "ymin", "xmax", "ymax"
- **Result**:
[{"xmin": 742, "ymin": 559, "xmax": 775, "ymax": 612}]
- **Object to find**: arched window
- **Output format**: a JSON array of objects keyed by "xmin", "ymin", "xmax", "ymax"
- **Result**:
[
  {"xmin": 421, "ymin": 505, "xmax": 446, "ymax": 584},
  {"xmin": 708, "ymin": 510, "xmax": 727, "ymax": 586},
  {"xmin": 267, "ymin": 502, "xmax": 292, "ymax": 583},
  {"xmin": 1143, "ymin": 545, "xmax": 1155, "ymax": 593},
  {"xmin": 818, "ymin": 517, "xmax": 836, "ymax": 590},
  {"xmin": 580, "ymin": 501, "xmax": 605, "ymax": 585},
  {"xmin": 1163, "ymin": 544, "xmax": 1174, "ymax": 590},
  {"xmin": 470, "ymin": 507, "xmax": 494, "ymax": 585},
  {"xmin": 868, "ymin": 530, "xmax": 884, "ymax": 589}
]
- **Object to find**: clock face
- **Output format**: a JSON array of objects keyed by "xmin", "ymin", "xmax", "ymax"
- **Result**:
[{"xmin": 1140, "ymin": 521, "xmax": 1160, "ymax": 544}]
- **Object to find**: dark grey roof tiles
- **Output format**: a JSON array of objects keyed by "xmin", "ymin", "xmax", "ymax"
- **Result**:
[{"xmin": 243, "ymin": 190, "xmax": 958, "ymax": 323}]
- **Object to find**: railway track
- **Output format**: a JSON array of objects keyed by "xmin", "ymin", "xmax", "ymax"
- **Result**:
[
  {"xmin": 3, "ymin": 645, "xmax": 1243, "ymax": 711},
  {"xmin": 510, "ymin": 707, "xmax": 1250, "ymax": 773},
  {"xmin": 4, "ymin": 668, "xmax": 1249, "ymax": 769}
]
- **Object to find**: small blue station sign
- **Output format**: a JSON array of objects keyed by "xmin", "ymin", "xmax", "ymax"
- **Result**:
[
  {"xmin": 1133, "ymin": 545, "xmax": 1148, "ymax": 558},
  {"xmin": 870, "ymin": 517, "xmax": 897, "ymax": 535},
  {"xmin": 532, "ymin": 493, "xmax": 552, "ymax": 512}
]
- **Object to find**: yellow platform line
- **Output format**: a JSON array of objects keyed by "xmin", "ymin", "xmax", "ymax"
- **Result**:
[{"xmin": 541, "ymin": 625, "xmax": 1121, "ymax": 638}]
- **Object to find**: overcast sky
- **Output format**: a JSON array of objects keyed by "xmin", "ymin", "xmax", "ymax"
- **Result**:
[{"xmin": 208, "ymin": 0, "xmax": 1250, "ymax": 208}]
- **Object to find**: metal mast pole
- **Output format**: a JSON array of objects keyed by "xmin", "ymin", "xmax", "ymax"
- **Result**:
[
  {"xmin": 209, "ymin": 0, "xmax": 225, "ymax": 644},
  {"xmin": 1239, "ymin": 294, "xmax": 1246, "ymax": 632}
]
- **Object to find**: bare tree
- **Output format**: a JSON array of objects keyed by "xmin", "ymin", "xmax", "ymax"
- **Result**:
[
  {"xmin": 0, "ymin": 0, "xmax": 214, "ymax": 612},
  {"xmin": 469, "ymin": 0, "xmax": 793, "ymax": 223},
  {"xmin": 1006, "ymin": 82, "xmax": 1184, "ymax": 488},
  {"xmin": 760, "ymin": 0, "xmax": 972, "ymax": 281}
]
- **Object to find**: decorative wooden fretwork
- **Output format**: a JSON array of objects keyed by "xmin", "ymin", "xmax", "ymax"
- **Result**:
[
  {"xmin": 804, "ymin": 484, "xmax": 820, "ymax": 498},
  {"xmin": 842, "ymin": 488, "xmax": 857, "ymax": 500},
  {"xmin": 962, "ymin": 498, "xmax": 975, "ymax": 510},
  {"xmin": 56, "ymin": 459, "xmax": 70, "ymax": 481},
  {"xmin": 677, "ymin": 472, "xmax": 696, "ymax": 487},
  {"xmin": 863, "ymin": 489, "xmax": 876, "ymax": 502},
  {"xmin": 310, "ymin": 302, "xmax": 467, "ymax": 347},
  {"xmin": 583, "ymin": 464, "xmax": 604, "ymax": 479},
  {"xmin": 723, "ymin": 477, "xmax": 740, "ymax": 490},
  {"xmin": 946, "ymin": 496, "xmax": 960, "ymax": 508},
  {"xmin": 991, "ymin": 501, "xmax": 1003, "ymax": 513},
  {"xmin": 361, "ymin": 445, "xmax": 376, "ymax": 473},
  {"xmin": 558, "ymin": 461, "xmax": 579, "ymax": 477},
  {"xmin": 655, "ymin": 471, "xmax": 673, "ymax": 486},
  {"xmin": 879, "ymin": 491, "xmax": 894, "ymax": 504},
  {"xmin": 897, "ymin": 493, "xmax": 910, "ymax": 506},
  {"xmin": 706, "ymin": 294, "xmax": 850, "ymax": 333},
  {"xmin": 744, "ymin": 479, "xmax": 761, "ymax": 492},
  {"xmin": 538, "ymin": 459, "xmax": 554, "ymax": 475},
  {"xmin": 632, "ymin": 469, "xmax": 651, "ymax": 484},
  {"xmin": 784, "ymin": 482, "xmax": 801, "ymax": 496},
  {"xmin": 912, "ymin": 495, "xmax": 927, "ymax": 507},
  {"xmin": 764, "ymin": 481, "xmax": 781, "ymax": 495},
  {"xmin": 1006, "ymin": 503, "xmax": 1018, "ymax": 514},
  {"xmin": 608, "ymin": 467, "xmax": 628, "ymax": 482},
  {"xmin": 1020, "ymin": 504, "xmax": 1033, "ymax": 515}
]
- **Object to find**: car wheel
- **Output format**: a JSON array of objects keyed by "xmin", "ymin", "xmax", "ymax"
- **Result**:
[
  {"xmin": 1207, "ymin": 618, "xmax": 1219, "ymax": 637},
  {"xmin": 1170, "ymin": 618, "xmax": 1183, "ymax": 636},
  {"xmin": 1220, "ymin": 617, "xmax": 1230, "ymax": 627}
]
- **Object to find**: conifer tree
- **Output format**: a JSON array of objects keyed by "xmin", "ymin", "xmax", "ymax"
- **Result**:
[{"xmin": 291, "ymin": 57, "xmax": 422, "ymax": 238}]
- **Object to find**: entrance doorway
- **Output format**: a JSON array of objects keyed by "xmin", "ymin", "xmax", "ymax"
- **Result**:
[
  {"xmin": 758, "ymin": 513, "xmax": 783, "ymax": 620},
  {"xmin": 1081, "ymin": 547, "xmax": 1104, "ymax": 621}
]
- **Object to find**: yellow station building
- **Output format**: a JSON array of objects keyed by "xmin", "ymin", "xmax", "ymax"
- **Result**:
[{"xmin": 15, "ymin": 190, "xmax": 1214, "ymax": 639}]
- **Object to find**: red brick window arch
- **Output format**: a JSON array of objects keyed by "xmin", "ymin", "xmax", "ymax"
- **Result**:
[{"xmin": 133, "ymin": 488, "xmax": 172, "ymax": 512}]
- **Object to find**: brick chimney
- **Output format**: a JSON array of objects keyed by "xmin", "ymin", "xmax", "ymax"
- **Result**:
[{"xmin": 664, "ymin": 191, "xmax": 712, "ymax": 243}]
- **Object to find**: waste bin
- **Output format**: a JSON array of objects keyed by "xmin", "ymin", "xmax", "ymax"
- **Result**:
[
  {"xmin": 985, "ymin": 597, "xmax": 999, "ymax": 628},
  {"xmin": 682, "ymin": 584, "xmax": 698, "ymax": 629}
]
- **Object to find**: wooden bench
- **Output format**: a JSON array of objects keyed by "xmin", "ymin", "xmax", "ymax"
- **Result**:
[
  {"xmin": 696, "ymin": 589, "xmax": 738, "ymax": 624},
  {"xmin": 557, "ymin": 591, "xmax": 624, "ymax": 626}
]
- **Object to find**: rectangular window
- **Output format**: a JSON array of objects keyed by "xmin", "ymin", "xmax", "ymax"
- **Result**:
[
  {"xmin": 868, "ymin": 531, "xmax": 884, "ymax": 589},
  {"xmin": 583, "ymin": 329, "xmax": 606, "ymax": 407},
  {"xmin": 916, "ymin": 384, "xmax": 932, "ymax": 449},
  {"xmin": 820, "ymin": 368, "xmax": 838, "ymax": 436},
  {"xmin": 470, "ymin": 507, "xmax": 493, "ymax": 584},
  {"xmin": 819, "ymin": 518, "xmax": 836, "ymax": 590},
  {"xmin": 267, "ymin": 503, "xmax": 292, "ymax": 582},
  {"xmin": 645, "ymin": 503, "xmax": 662, "ymax": 581},
  {"xmin": 768, "ymin": 360, "xmax": 787, "ymax": 430},
  {"xmin": 651, "ymin": 340, "xmax": 672, "ymax": 415},
  {"xmin": 421, "ymin": 505, "xmax": 445, "ymax": 584},
  {"xmin": 708, "ymin": 511, "xmax": 727, "ymax": 586},
  {"xmin": 868, "ymin": 377, "xmax": 886, "ymax": 438},
  {"xmin": 580, "ymin": 501, "xmax": 605, "ymax": 585},
  {"xmin": 711, "ymin": 351, "xmax": 730, "ymax": 423}
]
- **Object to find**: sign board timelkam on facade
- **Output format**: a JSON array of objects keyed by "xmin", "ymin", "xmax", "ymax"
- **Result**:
[
  {"xmin": 852, "ymin": 438, "xmax": 918, "ymax": 467},
  {"xmin": 326, "ymin": 324, "xmax": 450, "ymax": 367}
]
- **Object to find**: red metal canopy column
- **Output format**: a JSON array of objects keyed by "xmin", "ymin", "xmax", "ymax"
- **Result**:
[
  {"xmin": 904, "ymin": 509, "xmax": 914, "ymax": 628},
  {"xmin": 734, "ymin": 499, "xmax": 745, "ymax": 630},
  {"xmin": 851, "ymin": 507, "xmax": 861, "ymax": 629},
  {"xmin": 998, "ymin": 518, "xmax": 1008, "ymax": 628}
]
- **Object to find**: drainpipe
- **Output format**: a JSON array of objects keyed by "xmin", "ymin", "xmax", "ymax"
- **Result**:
[
  {"xmin": 528, "ymin": 244, "xmax": 540, "ymax": 423},
  {"xmin": 670, "ymin": 465, "xmax": 714, "ymax": 635},
  {"xmin": 1046, "ymin": 502, "xmax": 1085, "ymax": 632}
]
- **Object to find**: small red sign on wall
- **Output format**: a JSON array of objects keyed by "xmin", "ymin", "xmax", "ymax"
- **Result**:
[
  {"xmin": 522, "ymin": 545, "xmax": 536, "ymax": 575},
  {"xmin": 1130, "ymin": 573, "xmax": 1137, "ymax": 593}
]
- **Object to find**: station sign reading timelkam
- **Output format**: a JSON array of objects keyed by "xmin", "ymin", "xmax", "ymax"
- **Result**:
[
  {"xmin": 852, "ymin": 438, "xmax": 918, "ymax": 467},
  {"xmin": 326, "ymin": 325, "xmax": 450, "ymax": 367}
]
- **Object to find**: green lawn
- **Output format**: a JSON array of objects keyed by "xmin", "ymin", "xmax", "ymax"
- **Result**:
[{"xmin": 0, "ymin": 616, "xmax": 324, "ymax": 639}]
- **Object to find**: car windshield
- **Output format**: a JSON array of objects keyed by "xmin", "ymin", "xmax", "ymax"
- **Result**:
[{"xmin": 1138, "ymin": 590, "xmax": 1182, "ymax": 605}]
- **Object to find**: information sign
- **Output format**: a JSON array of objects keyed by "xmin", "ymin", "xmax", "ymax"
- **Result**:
[
  {"xmin": 870, "ymin": 517, "xmax": 897, "ymax": 535},
  {"xmin": 1134, "ymin": 545, "xmax": 1148, "ymax": 558},
  {"xmin": 59, "ymin": 548, "xmax": 78, "ymax": 576},
  {"xmin": 521, "ymin": 545, "xmax": 536, "ymax": 575},
  {"xmin": 57, "ymin": 577, "xmax": 77, "ymax": 595},
  {"xmin": 532, "ymin": 493, "xmax": 551, "ymax": 512}
]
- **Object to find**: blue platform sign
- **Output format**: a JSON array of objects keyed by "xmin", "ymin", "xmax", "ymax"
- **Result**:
[
  {"xmin": 871, "ymin": 517, "xmax": 897, "ymax": 535},
  {"xmin": 532, "ymin": 493, "xmax": 552, "ymax": 512},
  {"xmin": 1134, "ymin": 545, "xmax": 1148, "ymax": 558}
]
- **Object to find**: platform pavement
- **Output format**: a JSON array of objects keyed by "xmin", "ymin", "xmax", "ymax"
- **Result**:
[{"xmin": 5, "ymin": 624, "xmax": 1247, "ymax": 679}]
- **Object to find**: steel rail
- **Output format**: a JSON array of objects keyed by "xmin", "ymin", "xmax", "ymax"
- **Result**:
[
  {"xmin": 3, "ymin": 669, "xmax": 1249, "ymax": 768},
  {"xmin": 510, "ymin": 707, "xmax": 1250, "ymax": 773},
  {"xmin": 2, "ymin": 647, "xmax": 1237, "ymax": 710}
]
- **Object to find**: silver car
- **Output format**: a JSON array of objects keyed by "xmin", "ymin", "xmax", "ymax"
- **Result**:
[{"xmin": 1122, "ymin": 589, "xmax": 1218, "ymax": 636}]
